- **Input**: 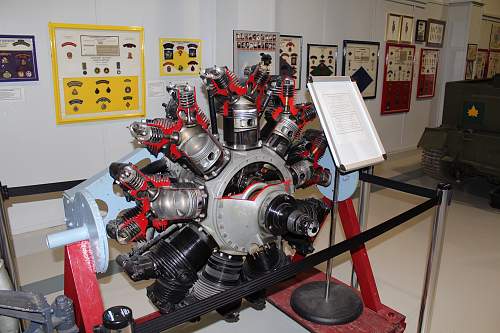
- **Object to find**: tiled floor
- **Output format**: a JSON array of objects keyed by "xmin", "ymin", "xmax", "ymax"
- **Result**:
[{"xmin": 9, "ymin": 149, "xmax": 500, "ymax": 332}]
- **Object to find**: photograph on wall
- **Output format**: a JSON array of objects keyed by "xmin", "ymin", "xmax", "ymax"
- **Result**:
[
  {"xmin": 486, "ymin": 50, "xmax": 500, "ymax": 78},
  {"xmin": 0, "ymin": 35, "xmax": 38, "ymax": 82},
  {"xmin": 415, "ymin": 20, "xmax": 427, "ymax": 43},
  {"xmin": 279, "ymin": 35, "xmax": 302, "ymax": 88},
  {"xmin": 490, "ymin": 24, "xmax": 500, "ymax": 50},
  {"xmin": 475, "ymin": 49, "xmax": 489, "ymax": 79},
  {"xmin": 417, "ymin": 48, "xmax": 439, "ymax": 98},
  {"xmin": 49, "ymin": 23, "xmax": 145, "ymax": 124},
  {"xmin": 400, "ymin": 16, "xmax": 414, "ymax": 43},
  {"xmin": 233, "ymin": 30, "xmax": 279, "ymax": 79},
  {"xmin": 306, "ymin": 44, "xmax": 337, "ymax": 79},
  {"xmin": 386, "ymin": 13, "xmax": 402, "ymax": 42},
  {"xmin": 159, "ymin": 38, "xmax": 201, "ymax": 76},
  {"xmin": 426, "ymin": 19, "xmax": 446, "ymax": 48},
  {"xmin": 342, "ymin": 40, "xmax": 380, "ymax": 99},
  {"xmin": 381, "ymin": 43, "xmax": 415, "ymax": 114}
]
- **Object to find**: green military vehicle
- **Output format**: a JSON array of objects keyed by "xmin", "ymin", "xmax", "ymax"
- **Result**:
[{"xmin": 418, "ymin": 75, "xmax": 500, "ymax": 188}]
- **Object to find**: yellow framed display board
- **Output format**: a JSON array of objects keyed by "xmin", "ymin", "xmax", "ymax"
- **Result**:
[
  {"xmin": 159, "ymin": 38, "xmax": 202, "ymax": 76},
  {"xmin": 49, "ymin": 23, "xmax": 145, "ymax": 124}
]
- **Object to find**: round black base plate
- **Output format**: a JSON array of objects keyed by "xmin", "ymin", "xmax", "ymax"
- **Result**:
[{"xmin": 290, "ymin": 281, "xmax": 363, "ymax": 325}]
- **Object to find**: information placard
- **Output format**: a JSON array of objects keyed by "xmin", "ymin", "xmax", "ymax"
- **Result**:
[
  {"xmin": 308, "ymin": 77, "xmax": 386, "ymax": 172},
  {"xmin": 49, "ymin": 23, "xmax": 145, "ymax": 124}
]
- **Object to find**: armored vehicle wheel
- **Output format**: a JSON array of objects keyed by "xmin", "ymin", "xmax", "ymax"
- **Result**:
[{"xmin": 421, "ymin": 148, "xmax": 446, "ymax": 179}]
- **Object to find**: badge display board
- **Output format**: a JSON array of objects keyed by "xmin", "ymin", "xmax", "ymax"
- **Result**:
[
  {"xmin": 159, "ymin": 38, "xmax": 201, "ymax": 76},
  {"xmin": 307, "ymin": 76, "xmax": 386, "ymax": 172},
  {"xmin": 342, "ymin": 40, "xmax": 379, "ymax": 99},
  {"xmin": 0, "ymin": 35, "xmax": 38, "ymax": 82},
  {"xmin": 307, "ymin": 44, "xmax": 337, "ymax": 79},
  {"xmin": 417, "ymin": 48, "xmax": 439, "ymax": 98},
  {"xmin": 486, "ymin": 50, "xmax": 500, "ymax": 78},
  {"xmin": 279, "ymin": 35, "xmax": 302, "ymax": 88},
  {"xmin": 233, "ymin": 30, "xmax": 279, "ymax": 78},
  {"xmin": 49, "ymin": 23, "xmax": 145, "ymax": 124},
  {"xmin": 475, "ymin": 49, "xmax": 489, "ymax": 79},
  {"xmin": 381, "ymin": 43, "xmax": 415, "ymax": 114}
]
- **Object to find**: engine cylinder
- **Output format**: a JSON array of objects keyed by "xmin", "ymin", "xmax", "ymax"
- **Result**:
[
  {"xmin": 149, "ymin": 184, "xmax": 207, "ymax": 221},
  {"xmin": 264, "ymin": 116, "xmax": 300, "ymax": 157},
  {"xmin": 223, "ymin": 97, "xmax": 260, "ymax": 150},
  {"xmin": 191, "ymin": 251, "xmax": 244, "ymax": 300},
  {"xmin": 144, "ymin": 224, "xmax": 216, "ymax": 313},
  {"xmin": 176, "ymin": 124, "xmax": 229, "ymax": 179}
]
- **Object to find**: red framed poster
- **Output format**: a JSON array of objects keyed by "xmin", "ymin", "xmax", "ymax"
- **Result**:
[
  {"xmin": 381, "ymin": 43, "xmax": 415, "ymax": 114},
  {"xmin": 417, "ymin": 48, "xmax": 439, "ymax": 98}
]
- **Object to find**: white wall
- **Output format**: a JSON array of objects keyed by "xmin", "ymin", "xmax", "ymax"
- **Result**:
[{"xmin": 0, "ymin": 0, "xmax": 476, "ymax": 234}]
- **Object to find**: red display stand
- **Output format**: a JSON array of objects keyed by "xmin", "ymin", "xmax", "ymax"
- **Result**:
[
  {"xmin": 64, "ymin": 241, "xmax": 104, "ymax": 333},
  {"xmin": 268, "ymin": 198, "xmax": 405, "ymax": 332},
  {"xmin": 63, "ymin": 199, "xmax": 405, "ymax": 333},
  {"xmin": 268, "ymin": 271, "xmax": 405, "ymax": 333}
]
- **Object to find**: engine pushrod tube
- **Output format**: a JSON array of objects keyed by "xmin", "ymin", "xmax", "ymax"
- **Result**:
[{"xmin": 135, "ymin": 196, "xmax": 438, "ymax": 333}]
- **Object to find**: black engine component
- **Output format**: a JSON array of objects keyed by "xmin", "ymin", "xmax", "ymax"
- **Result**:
[
  {"xmin": 264, "ymin": 194, "xmax": 321, "ymax": 238},
  {"xmin": 117, "ymin": 224, "xmax": 216, "ymax": 313},
  {"xmin": 191, "ymin": 251, "xmax": 245, "ymax": 321}
]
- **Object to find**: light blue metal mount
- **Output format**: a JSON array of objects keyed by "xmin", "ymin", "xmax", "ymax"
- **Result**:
[
  {"xmin": 317, "ymin": 147, "xmax": 359, "ymax": 202},
  {"xmin": 46, "ymin": 149, "xmax": 161, "ymax": 273}
]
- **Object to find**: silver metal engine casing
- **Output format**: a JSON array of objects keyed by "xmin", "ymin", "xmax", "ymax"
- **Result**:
[{"xmin": 201, "ymin": 146, "xmax": 294, "ymax": 254}]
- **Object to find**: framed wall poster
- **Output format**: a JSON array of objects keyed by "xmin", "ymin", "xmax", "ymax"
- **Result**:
[
  {"xmin": 49, "ymin": 23, "xmax": 145, "ymax": 124},
  {"xmin": 233, "ymin": 30, "xmax": 279, "ymax": 79},
  {"xmin": 426, "ymin": 19, "xmax": 446, "ymax": 48},
  {"xmin": 342, "ymin": 40, "xmax": 380, "ymax": 99},
  {"xmin": 307, "ymin": 44, "xmax": 338, "ymax": 79},
  {"xmin": 465, "ymin": 43, "xmax": 478, "ymax": 80},
  {"xmin": 486, "ymin": 50, "xmax": 500, "ymax": 78},
  {"xmin": 415, "ymin": 20, "xmax": 427, "ymax": 43},
  {"xmin": 490, "ymin": 24, "xmax": 500, "ymax": 50},
  {"xmin": 400, "ymin": 16, "xmax": 414, "ymax": 43},
  {"xmin": 279, "ymin": 35, "xmax": 302, "ymax": 89},
  {"xmin": 475, "ymin": 49, "xmax": 489, "ymax": 79},
  {"xmin": 386, "ymin": 13, "xmax": 402, "ymax": 42},
  {"xmin": 159, "ymin": 38, "xmax": 201, "ymax": 76},
  {"xmin": 381, "ymin": 43, "xmax": 415, "ymax": 114},
  {"xmin": 0, "ymin": 35, "xmax": 39, "ymax": 82},
  {"xmin": 417, "ymin": 48, "xmax": 439, "ymax": 98}
]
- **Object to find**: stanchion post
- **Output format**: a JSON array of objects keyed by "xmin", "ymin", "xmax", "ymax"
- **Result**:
[
  {"xmin": 0, "ymin": 185, "xmax": 20, "ymax": 292},
  {"xmin": 324, "ymin": 169, "xmax": 340, "ymax": 300},
  {"xmin": 417, "ymin": 183, "xmax": 452, "ymax": 333},
  {"xmin": 351, "ymin": 166, "xmax": 373, "ymax": 288}
]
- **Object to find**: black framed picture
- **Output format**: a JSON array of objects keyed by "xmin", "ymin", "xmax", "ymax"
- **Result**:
[
  {"xmin": 415, "ymin": 19, "xmax": 427, "ymax": 43},
  {"xmin": 306, "ymin": 43, "xmax": 338, "ymax": 79},
  {"xmin": 342, "ymin": 40, "xmax": 380, "ymax": 99},
  {"xmin": 426, "ymin": 19, "xmax": 446, "ymax": 48}
]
